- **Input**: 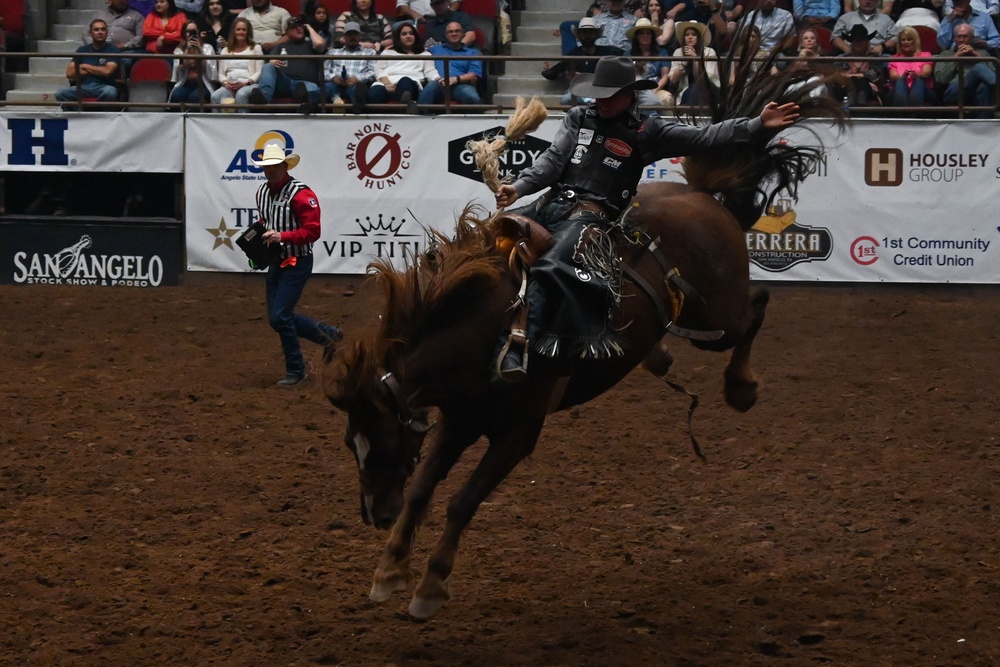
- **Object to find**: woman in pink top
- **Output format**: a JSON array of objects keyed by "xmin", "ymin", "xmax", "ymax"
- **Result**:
[
  {"xmin": 143, "ymin": 0, "xmax": 188, "ymax": 53},
  {"xmin": 887, "ymin": 26, "xmax": 935, "ymax": 106}
]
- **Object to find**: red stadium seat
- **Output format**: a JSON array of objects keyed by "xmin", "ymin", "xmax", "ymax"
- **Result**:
[
  {"xmin": 127, "ymin": 57, "xmax": 171, "ymax": 108},
  {"xmin": 913, "ymin": 25, "xmax": 940, "ymax": 55},
  {"xmin": 812, "ymin": 26, "xmax": 835, "ymax": 56},
  {"xmin": 461, "ymin": 0, "xmax": 497, "ymax": 17}
]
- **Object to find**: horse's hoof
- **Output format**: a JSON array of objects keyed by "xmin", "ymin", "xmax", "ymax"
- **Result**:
[
  {"xmin": 408, "ymin": 595, "xmax": 446, "ymax": 620},
  {"xmin": 642, "ymin": 338, "xmax": 674, "ymax": 377},
  {"xmin": 724, "ymin": 380, "xmax": 759, "ymax": 413},
  {"xmin": 369, "ymin": 573, "xmax": 409, "ymax": 603}
]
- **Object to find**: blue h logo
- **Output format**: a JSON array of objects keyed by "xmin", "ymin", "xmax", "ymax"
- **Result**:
[{"xmin": 7, "ymin": 118, "xmax": 70, "ymax": 166}]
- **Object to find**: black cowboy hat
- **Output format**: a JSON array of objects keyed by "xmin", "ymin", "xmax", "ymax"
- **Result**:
[
  {"xmin": 844, "ymin": 24, "xmax": 877, "ymax": 42},
  {"xmin": 569, "ymin": 55, "xmax": 657, "ymax": 99}
]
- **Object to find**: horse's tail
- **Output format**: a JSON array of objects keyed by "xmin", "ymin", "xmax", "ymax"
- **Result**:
[{"xmin": 681, "ymin": 24, "xmax": 847, "ymax": 231}]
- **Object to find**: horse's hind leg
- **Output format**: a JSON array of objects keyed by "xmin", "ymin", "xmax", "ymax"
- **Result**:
[
  {"xmin": 370, "ymin": 420, "xmax": 477, "ymax": 603},
  {"xmin": 723, "ymin": 287, "xmax": 770, "ymax": 412},
  {"xmin": 409, "ymin": 415, "xmax": 545, "ymax": 620}
]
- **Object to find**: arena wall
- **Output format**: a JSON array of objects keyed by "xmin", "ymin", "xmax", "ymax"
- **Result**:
[{"xmin": 1, "ymin": 112, "xmax": 997, "ymax": 285}]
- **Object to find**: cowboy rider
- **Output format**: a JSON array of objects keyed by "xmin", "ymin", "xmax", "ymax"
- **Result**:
[{"xmin": 494, "ymin": 55, "xmax": 799, "ymax": 381}]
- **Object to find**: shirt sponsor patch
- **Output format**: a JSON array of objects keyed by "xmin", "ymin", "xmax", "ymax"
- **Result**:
[
  {"xmin": 578, "ymin": 128, "xmax": 595, "ymax": 145},
  {"xmin": 602, "ymin": 156, "xmax": 623, "ymax": 169},
  {"xmin": 604, "ymin": 138, "xmax": 633, "ymax": 157},
  {"xmin": 308, "ymin": 197, "xmax": 318, "ymax": 207},
  {"xmin": 571, "ymin": 145, "xmax": 588, "ymax": 164}
]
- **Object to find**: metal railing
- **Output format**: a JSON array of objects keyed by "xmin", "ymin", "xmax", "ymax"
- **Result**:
[{"xmin": 1, "ymin": 50, "xmax": 997, "ymax": 118}]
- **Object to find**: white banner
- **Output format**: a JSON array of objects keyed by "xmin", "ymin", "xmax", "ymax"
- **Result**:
[
  {"xmin": 749, "ymin": 120, "xmax": 1000, "ymax": 283},
  {"xmin": 183, "ymin": 116, "xmax": 1000, "ymax": 283},
  {"xmin": 0, "ymin": 112, "xmax": 183, "ymax": 172},
  {"xmin": 184, "ymin": 115, "xmax": 563, "ymax": 273}
]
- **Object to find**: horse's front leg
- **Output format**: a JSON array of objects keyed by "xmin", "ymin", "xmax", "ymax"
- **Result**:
[
  {"xmin": 723, "ymin": 287, "xmax": 769, "ymax": 412},
  {"xmin": 409, "ymin": 415, "xmax": 545, "ymax": 619},
  {"xmin": 370, "ymin": 418, "xmax": 479, "ymax": 603}
]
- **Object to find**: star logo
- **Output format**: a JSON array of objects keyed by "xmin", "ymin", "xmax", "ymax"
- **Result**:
[{"xmin": 207, "ymin": 218, "xmax": 239, "ymax": 250}]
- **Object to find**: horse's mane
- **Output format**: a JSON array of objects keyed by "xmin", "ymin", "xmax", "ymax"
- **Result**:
[
  {"xmin": 327, "ymin": 206, "xmax": 505, "ymax": 405},
  {"xmin": 680, "ymin": 21, "xmax": 848, "ymax": 230}
]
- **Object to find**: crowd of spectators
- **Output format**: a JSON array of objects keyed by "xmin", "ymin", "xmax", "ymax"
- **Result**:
[
  {"xmin": 551, "ymin": 0, "xmax": 1000, "ymax": 114},
  {"xmin": 54, "ymin": 0, "xmax": 487, "ymax": 113},
  {"xmin": 49, "ymin": 0, "xmax": 1000, "ymax": 114}
]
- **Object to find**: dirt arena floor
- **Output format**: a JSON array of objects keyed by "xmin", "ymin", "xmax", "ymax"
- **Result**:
[{"xmin": 2, "ymin": 276, "xmax": 997, "ymax": 666}]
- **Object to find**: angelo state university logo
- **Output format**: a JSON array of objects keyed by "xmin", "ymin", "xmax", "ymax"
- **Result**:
[{"xmin": 223, "ymin": 129, "xmax": 296, "ymax": 180}]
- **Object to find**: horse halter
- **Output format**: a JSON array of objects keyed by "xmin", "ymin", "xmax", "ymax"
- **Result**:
[{"xmin": 379, "ymin": 371, "xmax": 413, "ymax": 425}]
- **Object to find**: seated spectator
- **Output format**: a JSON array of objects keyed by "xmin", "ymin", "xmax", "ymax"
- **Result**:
[
  {"xmin": 197, "ymin": 0, "xmax": 234, "ymax": 52},
  {"xmin": 793, "ymin": 0, "xmax": 841, "ymax": 30},
  {"xmin": 642, "ymin": 0, "xmax": 677, "ymax": 46},
  {"xmin": 832, "ymin": 0, "xmax": 899, "ymax": 53},
  {"xmin": 935, "ymin": 21, "xmax": 996, "ymax": 115},
  {"xmin": 628, "ymin": 18, "xmax": 673, "ymax": 105},
  {"xmin": 212, "ymin": 16, "xmax": 262, "ymax": 110},
  {"xmin": 169, "ymin": 20, "xmax": 218, "ymax": 106},
  {"xmin": 892, "ymin": 0, "xmax": 944, "ymax": 30},
  {"xmin": 249, "ymin": 15, "xmax": 326, "ymax": 112},
  {"xmin": 938, "ymin": 0, "xmax": 1000, "ymax": 50},
  {"xmin": 238, "ymin": 0, "xmax": 291, "ymax": 52},
  {"xmin": 550, "ymin": 17, "xmax": 624, "ymax": 105},
  {"xmin": 176, "ymin": 0, "xmax": 204, "ymax": 18},
  {"xmin": 597, "ymin": 0, "xmax": 639, "ymax": 51},
  {"xmin": 834, "ymin": 24, "xmax": 887, "ymax": 105},
  {"xmin": 367, "ymin": 22, "xmax": 440, "ymax": 111},
  {"xmin": 424, "ymin": 0, "xmax": 476, "ymax": 46},
  {"xmin": 668, "ymin": 20, "xmax": 720, "ymax": 104},
  {"xmin": 943, "ymin": 0, "xmax": 999, "ymax": 20},
  {"xmin": 86, "ymin": 0, "xmax": 145, "ymax": 53},
  {"xmin": 142, "ymin": 0, "xmax": 188, "ymax": 54},
  {"xmin": 557, "ymin": 1, "xmax": 603, "ymax": 56},
  {"xmin": 334, "ymin": 0, "xmax": 392, "ymax": 51},
  {"xmin": 417, "ymin": 20, "xmax": 483, "ymax": 110},
  {"xmin": 130, "ymin": 0, "xmax": 156, "ymax": 16},
  {"xmin": 56, "ymin": 19, "xmax": 121, "ymax": 104},
  {"xmin": 843, "ymin": 0, "xmax": 893, "ymax": 14},
  {"xmin": 309, "ymin": 3, "xmax": 333, "ymax": 47},
  {"xmin": 887, "ymin": 25, "xmax": 935, "ymax": 104},
  {"xmin": 395, "ymin": 0, "xmax": 434, "ymax": 27},
  {"xmin": 741, "ymin": 0, "xmax": 796, "ymax": 52},
  {"xmin": 324, "ymin": 21, "xmax": 377, "ymax": 111}
]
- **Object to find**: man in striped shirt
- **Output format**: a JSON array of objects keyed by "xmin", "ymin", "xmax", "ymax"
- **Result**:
[{"xmin": 254, "ymin": 143, "xmax": 343, "ymax": 386}]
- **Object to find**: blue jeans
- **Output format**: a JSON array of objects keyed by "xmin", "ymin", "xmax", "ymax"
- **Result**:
[
  {"xmin": 324, "ymin": 80, "xmax": 365, "ymax": 103},
  {"xmin": 265, "ymin": 254, "xmax": 328, "ymax": 377},
  {"xmin": 417, "ymin": 80, "xmax": 481, "ymax": 112},
  {"xmin": 257, "ymin": 64, "xmax": 321, "ymax": 105},
  {"xmin": 169, "ymin": 81, "xmax": 204, "ymax": 105},
  {"xmin": 559, "ymin": 20, "xmax": 579, "ymax": 55},
  {"xmin": 366, "ymin": 77, "xmax": 421, "ymax": 103},
  {"xmin": 55, "ymin": 83, "xmax": 119, "ymax": 102},
  {"xmin": 890, "ymin": 76, "xmax": 933, "ymax": 106},
  {"xmin": 942, "ymin": 63, "xmax": 996, "ymax": 117}
]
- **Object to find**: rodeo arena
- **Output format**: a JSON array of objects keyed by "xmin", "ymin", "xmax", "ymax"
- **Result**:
[{"xmin": 1, "ymin": 0, "xmax": 999, "ymax": 661}]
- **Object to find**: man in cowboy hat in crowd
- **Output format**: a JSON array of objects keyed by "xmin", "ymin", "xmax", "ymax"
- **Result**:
[
  {"xmin": 831, "ymin": 0, "xmax": 898, "ymax": 54},
  {"xmin": 251, "ymin": 143, "xmax": 343, "ymax": 386},
  {"xmin": 493, "ymin": 55, "xmax": 800, "ymax": 381},
  {"xmin": 544, "ymin": 16, "xmax": 624, "ymax": 106}
]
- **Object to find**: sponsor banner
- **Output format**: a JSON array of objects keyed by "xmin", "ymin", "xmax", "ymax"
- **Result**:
[
  {"xmin": 748, "ymin": 121, "xmax": 1000, "ymax": 283},
  {"xmin": 184, "ymin": 116, "xmax": 558, "ymax": 273},
  {"xmin": 0, "ymin": 112, "xmax": 183, "ymax": 172},
  {"xmin": 0, "ymin": 220, "xmax": 183, "ymax": 286}
]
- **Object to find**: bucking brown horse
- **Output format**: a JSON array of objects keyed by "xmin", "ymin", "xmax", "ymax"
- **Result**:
[{"xmin": 324, "ymin": 53, "xmax": 844, "ymax": 619}]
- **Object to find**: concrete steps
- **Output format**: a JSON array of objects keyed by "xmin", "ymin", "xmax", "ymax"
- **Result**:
[{"xmin": 492, "ymin": 0, "xmax": 578, "ymax": 109}]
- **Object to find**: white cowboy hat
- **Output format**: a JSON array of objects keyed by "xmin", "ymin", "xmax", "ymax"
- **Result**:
[
  {"xmin": 251, "ymin": 143, "xmax": 300, "ymax": 169},
  {"xmin": 571, "ymin": 17, "xmax": 603, "ymax": 37},
  {"xmin": 675, "ymin": 20, "xmax": 712, "ymax": 47},
  {"xmin": 626, "ymin": 17, "xmax": 662, "ymax": 40}
]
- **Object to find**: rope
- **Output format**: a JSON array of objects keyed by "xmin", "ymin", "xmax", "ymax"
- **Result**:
[{"xmin": 465, "ymin": 96, "xmax": 548, "ymax": 196}]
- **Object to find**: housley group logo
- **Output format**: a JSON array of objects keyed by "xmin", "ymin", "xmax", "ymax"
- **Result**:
[
  {"xmin": 11, "ymin": 234, "xmax": 165, "ymax": 286},
  {"xmin": 222, "ymin": 130, "xmax": 295, "ymax": 180},
  {"xmin": 346, "ymin": 122, "xmax": 412, "ymax": 190},
  {"xmin": 448, "ymin": 127, "xmax": 550, "ymax": 183},
  {"xmin": 746, "ymin": 198, "xmax": 833, "ymax": 271},
  {"xmin": 865, "ymin": 147, "xmax": 990, "ymax": 186}
]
